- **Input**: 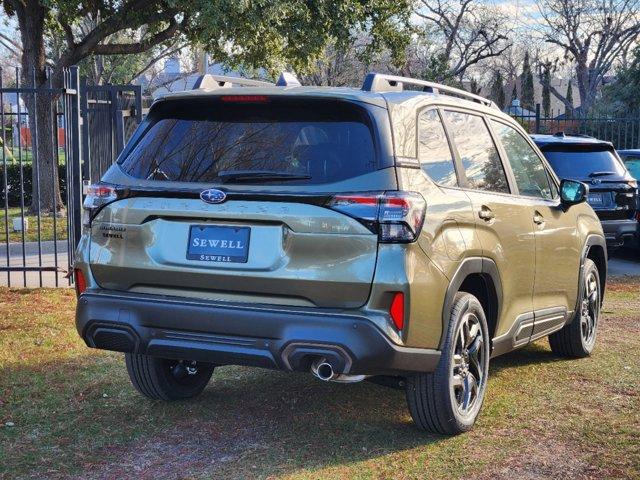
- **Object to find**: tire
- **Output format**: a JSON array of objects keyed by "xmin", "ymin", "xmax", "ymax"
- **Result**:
[
  {"xmin": 405, "ymin": 292, "xmax": 490, "ymax": 435},
  {"xmin": 549, "ymin": 258, "xmax": 601, "ymax": 358},
  {"xmin": 125, "ymin": 354, "xmax": 215, "ymax": 401}
]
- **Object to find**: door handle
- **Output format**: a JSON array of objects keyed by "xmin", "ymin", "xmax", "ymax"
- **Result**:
[
  {"xmin": 533, "ymin": 212, "xmax": 545, "ymax": 225},
  {"xmin": 478, "ymin": 206, "xmax": 495, "ymax": 221}
]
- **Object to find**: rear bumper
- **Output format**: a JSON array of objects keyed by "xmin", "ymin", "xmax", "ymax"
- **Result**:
[
  {"xmin": 76, "ymin": 290, "xmax": 441, "ymax": 376},
  {"xmin": 600, "ymin": 219, "xmax": 639, "ymax": 247}
]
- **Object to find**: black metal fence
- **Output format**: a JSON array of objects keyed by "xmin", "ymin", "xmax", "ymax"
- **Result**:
[
  {"xmin": 509, "ymin": 103, "xmax": 640, "ymax": 150},
  {"xmin": 81, "ymin": 82, "xmax": 148, "ymax": 183},
  {"xmin": 0, "ymin": 66, "xmax": 146, "ymax": 288},
  {"xmin": 2, "ymin": 73, "xmax": 640, "ymax": 289}
]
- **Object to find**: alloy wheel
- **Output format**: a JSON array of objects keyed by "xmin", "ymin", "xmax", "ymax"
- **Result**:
[
  {"xmin": 451, "ymin": 312, "xmax": 487, "ymax": 416},
  {"xmin": 581, "ymin": 270, "xmax": 599, "ymax": 347}
]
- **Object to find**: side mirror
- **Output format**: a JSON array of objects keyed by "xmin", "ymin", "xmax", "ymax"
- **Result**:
[{"xmin": 560, "ymin": 179, "xmax": 588, "ymax": 206}]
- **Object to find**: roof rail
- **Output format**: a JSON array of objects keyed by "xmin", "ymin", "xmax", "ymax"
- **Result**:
[
  {"xmin": 192, "ymin": 74, "xmax": 273, "ymax": 90},
  {"xmin": 361, "ymin": 72, "xmax": 498, "ymax": 109}
]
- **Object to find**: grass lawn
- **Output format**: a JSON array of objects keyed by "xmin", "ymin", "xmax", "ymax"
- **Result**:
[
  {"xmin": 0, "ymin": 280, "xmax": 638, "ymax": 479},
  {"xmin": 0, "ymin": 207, "xmax": 68, "ymax": 243},
  {"xmin": 2, "ymin": 147, "xmax": 67, "ymax": 165}
]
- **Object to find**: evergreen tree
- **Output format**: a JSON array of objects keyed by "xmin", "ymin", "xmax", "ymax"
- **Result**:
[
  {"xmin": 542, "ymin": 66, "xmax": 551, "ymax": 117},
  {"xmin": 566, "ymin": 80, "xmax": 574, "ymax": 118},
  {"xmin": 521, "ymin": 52, "xmax": 535, "ymax": 111},
  {"xmin": 510, "ymin": 81, "xmax": 518, "ymax": 105},
  {"xmin": 490, "ymin": 71, "xmax": 506, "ymax": 110}
]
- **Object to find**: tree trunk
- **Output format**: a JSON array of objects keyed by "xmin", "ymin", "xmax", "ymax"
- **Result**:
[
  {"xmin": 23, "ymin": 89, "xmax": 65, "ymax": 214},
  {"xmin": 16, "ymin": 0, "xmax": 65, "ymax": 214},
  {"xmin": 574, "ymin": 58, "xmax": 592, "ymax": 116}
]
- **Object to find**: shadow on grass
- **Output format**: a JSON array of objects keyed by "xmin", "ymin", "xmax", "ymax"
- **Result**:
[
  {"xmin": 1, "ymin": 341, "xmax": 577, "ymax": 479},
  {"xmin": 489, "ymin": 340, "xmax": 569, "ymax": 374},
  {"xmin": 1, "ymin": 353, "xmax": 447, "ymax": 479}
]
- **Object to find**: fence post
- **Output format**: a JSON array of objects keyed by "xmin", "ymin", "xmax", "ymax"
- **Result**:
[
  {"xmin": 109, "ymin": 85, "xmax": 125, "ymax": 160},
  {"xmin": 535, "ymin": 103, "xmax": 541, "ymax": 134},
  {"xmin": 69, "ymin": 66, "xmax": 83, "ymax": 252},
  {"xmin": 80, "ymin": 76, "xmax": 91, "ymax": 182},
  {"xmin": 134, "ymin": 84, "xmax": 143, "ymax": 123}
]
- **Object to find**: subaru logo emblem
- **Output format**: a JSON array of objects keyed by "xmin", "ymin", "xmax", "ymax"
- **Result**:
[
  {"xmin": 200, "ymin": 189, "xmax": 227, "ymax": 204},
  {"xmin": 591, "ymin": 178, "xmax": 601, "ymax": 185}
]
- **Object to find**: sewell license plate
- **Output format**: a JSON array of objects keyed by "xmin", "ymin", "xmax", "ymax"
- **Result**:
[
  {"xmin": 187, "ymin": 225, "xmax": 251, "ymax": 263},
  {"xmin": 587, "ymin": 193, "xmax": 604, "ymax": 206}
]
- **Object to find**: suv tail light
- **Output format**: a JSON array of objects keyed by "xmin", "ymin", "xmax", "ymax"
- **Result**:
[
  {"xmin": 326, "ymin": 191, "xmax": 426, "ymax": 243},
  {"xmin": 82, "ymin": 183, "xmax": 119, "ymax": 226}
]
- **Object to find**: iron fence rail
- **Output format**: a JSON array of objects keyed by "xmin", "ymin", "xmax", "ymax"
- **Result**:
[
  {"xmin": 0, "ymin": 66, "xmax": 82, "ymax": 288},
  {"xmin": 1, "ymin": 66, "xmax": 146, "ymax": 288},
  {"xmin": 509, "ymin": 103, "xmax": 640, "ymax": 150},
  {"xmin": 1, "ymin": 72, "xmax": 639, "ymax": 289}
]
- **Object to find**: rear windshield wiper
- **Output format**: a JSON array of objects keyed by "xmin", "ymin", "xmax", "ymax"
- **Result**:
[
  {"xmin": 217, "ymin": 170, "xmax": 311, "ymax": 183},
  {"xmin": 588, "ymin": 171, "xmax": 616, "ymax": 177}
]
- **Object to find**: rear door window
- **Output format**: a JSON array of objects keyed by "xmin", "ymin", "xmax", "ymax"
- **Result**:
[
  {"xmin": 418, "ymin": 109, "xmax": 458, "ymax": 187},
  {"xmin": 491, "ymin": 120, "xmax": 553, "ymax": 199},
  {"xmin": 119, "ymin": 99, "xmax": 377, "ymax": 185},
  {"xmin": 443, "ymin": 111, "xmax": 509, "ymax": 193}
]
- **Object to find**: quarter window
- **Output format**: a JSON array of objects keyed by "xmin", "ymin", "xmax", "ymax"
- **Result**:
[
  {"xmin": 418, "ymin": 109, "xmax": 458, "ymax": 187},
  {"xmin": 443, "ymin": 111, "xmax": 509, "ymax": 193},
  {"xmin": 491, "ymin": 120, "xmax": 553, "ymax": 199}
]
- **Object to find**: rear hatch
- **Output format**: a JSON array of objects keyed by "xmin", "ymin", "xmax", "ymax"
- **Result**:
[
  {"xmin": 87, "ymin": 95, "xmax": 396, "ymax": 308},
  {"xmin": 541, "ymin": 144, "xmax": 639, "ymax": 220}
]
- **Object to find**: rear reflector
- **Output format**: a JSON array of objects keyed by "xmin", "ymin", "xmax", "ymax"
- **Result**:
[
  {"xmin": 390, "ymin": 292, "xmax": 405, "ymax": 330},
  {"xmin": 74, "ymin": 268, "xmax": 87, "ymax": 296}
]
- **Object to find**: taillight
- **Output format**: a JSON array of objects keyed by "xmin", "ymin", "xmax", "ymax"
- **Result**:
[
  {"xmin": 82, "ymin": 183, "xmax": 119, "ymax": 227},
  {"xmin": 390, "ymin": 292, "xmax": 405, "ymax": 330},
  {"xmin": 74, "ymin": 268, "xmax": 87, "ymax": 296},
  {"xmin": 326, "ymin": 191, "xmax": 426, "ymax": 243}
]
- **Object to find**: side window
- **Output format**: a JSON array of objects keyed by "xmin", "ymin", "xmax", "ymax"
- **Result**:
[
  {"xmin": 418, "ymin": 109, "xmax": 458, "ymax": 187},
  {"xmin": 443, "ymin": 111, "xmax": 509, "ymax": 193},
  {"xmin": 491, "ymin": 120, "xmax": 553, "ymax": 199}
]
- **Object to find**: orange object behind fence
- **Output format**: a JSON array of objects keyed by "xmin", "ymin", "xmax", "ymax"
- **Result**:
[{"xmin": 17, "ymin": 127, "xmax": 66, "ymax": 149}]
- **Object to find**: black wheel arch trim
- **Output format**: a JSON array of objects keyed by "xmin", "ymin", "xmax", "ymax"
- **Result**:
[
  {"xmin": 439, "ymin": 257, "xmax": 503, "ymax": 350},
  {"xmin": 571, "ymin": 234, "xmax": 607, "ymax": 324}
]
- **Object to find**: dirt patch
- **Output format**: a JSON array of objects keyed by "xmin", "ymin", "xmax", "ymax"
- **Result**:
[
  {"xmin": 476, "ymin": 432, "xmax": 611, "ymax": 480},
  {"xmin": 65, "ymin": 424, "xmax": 266, "ymax": 480}
]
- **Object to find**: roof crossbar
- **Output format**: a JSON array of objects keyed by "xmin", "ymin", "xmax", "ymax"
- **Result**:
[
  {"xmin": 361, "ymin": 72, "xmax": 498, "ymax": 109},
  {"xmin": 192, "ymin": 74, "xmax": 274, "ymax": 90}
]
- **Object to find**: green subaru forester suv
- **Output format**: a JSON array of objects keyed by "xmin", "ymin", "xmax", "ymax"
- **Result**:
[{"xmin": 74, "ymin": 72, "xmax": 606, "ymax": 435}]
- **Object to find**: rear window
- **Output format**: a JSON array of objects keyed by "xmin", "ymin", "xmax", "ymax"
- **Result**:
[
  {"xmin": 119, "ymin": 99, "xmax": 377, "ymax": 185},
  {"xmin": 541, "ymin": 146, "xmax": 626, "ymax": 179}
]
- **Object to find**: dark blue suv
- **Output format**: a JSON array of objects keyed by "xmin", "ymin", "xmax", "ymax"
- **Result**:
[{"xmin": 532, "ymin": 133, "xmax": 639, "ymax": 248}]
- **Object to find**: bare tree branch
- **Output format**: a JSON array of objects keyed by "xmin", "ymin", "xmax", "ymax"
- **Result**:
[
  {"xmin": 536, "ymin": 0, "xmax": 640, "ymax": 112},
  {"xmin": 125, "ymin": 41, "xmax": 188, "ymax": 83},
  {"xmin": 92, "ymin": 18, "xmax": 180, "ymax": 56},
  {"xmin": 414, "ymin": 0, "xmax": 512, "ymax": 81}
]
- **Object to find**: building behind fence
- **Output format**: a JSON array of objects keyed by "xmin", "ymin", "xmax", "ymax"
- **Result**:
[{"xmin": 1, "ymin": 69, "xmax": 639, "ymax": 287}]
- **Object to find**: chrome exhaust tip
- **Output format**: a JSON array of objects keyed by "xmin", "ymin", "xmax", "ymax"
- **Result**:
[{"xmin": 311, "ymin": 358, "xmax": 338, "ymax": 381}]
